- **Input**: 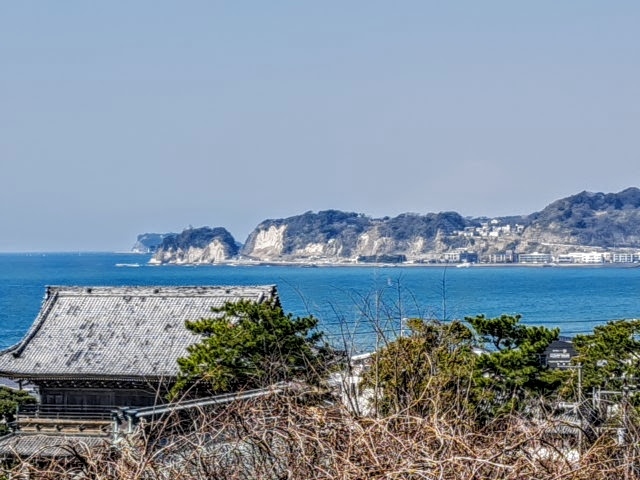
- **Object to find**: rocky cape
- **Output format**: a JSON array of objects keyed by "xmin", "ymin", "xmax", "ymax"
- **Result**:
[{"xmin": 142, "ymin": 187, "xmax": 640, "ymax": 264}]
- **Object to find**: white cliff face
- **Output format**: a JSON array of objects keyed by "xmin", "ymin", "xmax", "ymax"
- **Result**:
[
  {"xmin": 298, "ymin": 242, "xmax": 327, "ymax": 255},
  {"xmin": 150, "ymin": 240, "xmax": 232, "ymax": 264},
  {"xmin": 249, "ymin": 225, "xmax": 286, "ymax": 257},
  {"xmin": 408, "ymin": 237, "xmax": 426, "ymax": 256},
  {"xmin": 356, "ymin": 232, "xmax": 395, "ymax": 256},
  {"xmin": 356, "ymin": 233, "xmax": 373, "ymax": 254},
  {"xmin": 294, "ymin": 239, "xmax": 343, "ymax": 258},
  {"xmin": 355, "ymin": 230, "xmax": 436, "ymax": 261}
]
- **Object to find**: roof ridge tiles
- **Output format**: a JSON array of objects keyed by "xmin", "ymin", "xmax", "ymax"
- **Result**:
[{"xmin": 45, "ymin": 285, "xmax": 277, "ymax": 297}]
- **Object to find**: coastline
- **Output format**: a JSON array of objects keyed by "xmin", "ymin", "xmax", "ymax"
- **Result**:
[{"xmin": 146, "ymin": 258, "xmax": 640, "ymax": 269}]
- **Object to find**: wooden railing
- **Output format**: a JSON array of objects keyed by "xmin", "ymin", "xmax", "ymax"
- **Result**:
[{"xmin": 17, "ymin": 404, "xmax": 117, "ymax": 421}]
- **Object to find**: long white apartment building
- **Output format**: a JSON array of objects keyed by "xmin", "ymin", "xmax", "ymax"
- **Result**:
[
  {"xmin": 610, "ymin": 252, "xmax": 636, "ymax": 263},
  {"xmin": 517, "ymin": 252, "xmax": 554, "ymax": 264},
  {"xmin": 554, "ymin": 251, "xmax": 640, "ymax": 264},
  {"xmin": 565, "ymin": 252, "xmax": 605, "ymax": 263}
]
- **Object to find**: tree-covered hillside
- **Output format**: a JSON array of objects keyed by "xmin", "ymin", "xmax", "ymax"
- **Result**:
[
  {"xmin": 159, "ymin": 227, "xmax": 239, "ymax": 255},
  {"xmin": 527, "ymin": 187, "xmax": 640, "ymax": 247}
]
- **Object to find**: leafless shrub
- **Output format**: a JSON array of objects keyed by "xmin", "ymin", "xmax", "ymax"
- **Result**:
[{"xmin": 3, "ymin": 389, "xmax": 640, "ymax": 479}]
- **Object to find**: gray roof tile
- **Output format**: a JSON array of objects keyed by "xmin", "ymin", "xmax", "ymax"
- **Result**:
[
  {"xmin": 0, "ymin": 432, "xmax": 108, "ymax": 458},
  {"xmin": 0, "ymin": 285, "xmax": 277, "ymax": 380}
]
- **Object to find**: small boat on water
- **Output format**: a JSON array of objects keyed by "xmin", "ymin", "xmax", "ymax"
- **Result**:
[{"xmin": 456, "ymin": 262, "xmax": 472, "ymax": 268}]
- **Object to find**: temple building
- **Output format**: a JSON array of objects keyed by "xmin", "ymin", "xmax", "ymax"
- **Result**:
[{"xmin": 0, "ymin": 284, "xmax": 277, "ymax": 458}]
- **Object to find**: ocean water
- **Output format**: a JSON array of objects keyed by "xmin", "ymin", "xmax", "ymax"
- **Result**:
[{"xmin": 1, "ymin": 252, "xmax": 639, "ymax": 354}]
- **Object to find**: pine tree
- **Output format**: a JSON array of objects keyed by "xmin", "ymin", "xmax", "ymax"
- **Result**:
[
  {"xmin": 573, "ymin": 319, "xmax": 640, "ymax": 392},
  {"xmin": 466, "ymin": 314, "xmax": 560, "ymax": 417},
  {"xmin": 172, "ymin": 300, "xmax": 325, "ymax": 398}
]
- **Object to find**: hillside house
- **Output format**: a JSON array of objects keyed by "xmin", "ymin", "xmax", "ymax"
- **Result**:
[{"xmin": 541, "ymin": 339, "xmax": 578, "ymax": 369}]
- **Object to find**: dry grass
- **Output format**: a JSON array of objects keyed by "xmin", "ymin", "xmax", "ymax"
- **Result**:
[{"xmin": 3, "ymin": 389, "xmax": 640, "ymax": 480}]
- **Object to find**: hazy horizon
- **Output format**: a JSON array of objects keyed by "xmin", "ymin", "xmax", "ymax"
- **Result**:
[{"xmin": 2, "ymin": 2, "xmax": 639, "ymax": 252}]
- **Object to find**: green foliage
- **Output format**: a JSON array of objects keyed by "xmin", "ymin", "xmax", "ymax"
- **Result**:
[
  {"xmin": 172, "ymin": 300, "xmax": 325, "ymax": 398},
  {"xmin": 362, "ymin": 318, "xmax": 477, "ymax": 417},
  {"xmin": 466, "ymin": 314, "xmax": 560, "ymax": 417},
  {"xmin": 573, "ymin": 319, "xmax": 640, "ymax": 392},
  {"xmin": 364, "ymin": 314, "xmax": 561, "ymax": 422},
  {"xmin": 0, "ymin": 387, "xmax": 36, "ymax": 435},
  {"xmin": 378, "ymin": 212, "xmax": 470, "ymax": 241}
]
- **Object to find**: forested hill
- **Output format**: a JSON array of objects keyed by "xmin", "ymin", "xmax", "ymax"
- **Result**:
[
  {"xmin": 524, "ymin": 187, "xmax": 640, "ymax": 248},
  {"xmin": 143, "ymin": 187, "xmax": 640, "ymax": 264}
]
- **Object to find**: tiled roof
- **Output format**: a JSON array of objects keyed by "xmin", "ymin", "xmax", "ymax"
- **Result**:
[
  {"xmin": 0, "ymin": 285, "xmax": 277, "ymax": 380},
  {"xmin": 0, "ymin": 432, "xmax": 109, "ymax": 458}
]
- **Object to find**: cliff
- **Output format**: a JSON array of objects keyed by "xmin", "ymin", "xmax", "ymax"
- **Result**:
[
  {"xmin": 146, "ymin": 187, "xmax": 640, "ymax": 264},
  {"xmin": 149, "ymin": 227, "xmax": 239, "ymax": 264},
  {"xmin": 239, "ymin": 210, "xmax": 476, "ymax": 262},
  {"xmin": 241, "ymin": 210, "xmax": 371, "ymax": 261}
]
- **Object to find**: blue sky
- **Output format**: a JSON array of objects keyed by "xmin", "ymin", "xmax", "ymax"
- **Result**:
[{"xmin": 1, "ymin": 2, "xmax": 639, "ymax": 251}]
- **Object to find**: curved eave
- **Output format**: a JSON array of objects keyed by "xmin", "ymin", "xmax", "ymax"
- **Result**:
[
  {"xmin": 0, "ymin": 289, "xmax": 59, "ymax": 359},
  {"xmin": 0, "ymin": 372, "xmax": 178, "ymax": 383}
]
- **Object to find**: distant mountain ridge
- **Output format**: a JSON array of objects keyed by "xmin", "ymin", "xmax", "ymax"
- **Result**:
[
  {"xmin": 142, "ymin": 187, "xmax": 640, "ymax": 264},
  {"xmin": 524, "ymin": 188, "xmax": 640, "ymax": 248}
]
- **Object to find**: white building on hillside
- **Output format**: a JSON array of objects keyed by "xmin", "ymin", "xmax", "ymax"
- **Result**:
[
  {"xmin": 565, "ymin": 252, "xmax": 604, "ymax": 263},
  {"xmin": 518, "ymin": 252, "xmax": 553, "ymax": 264}
]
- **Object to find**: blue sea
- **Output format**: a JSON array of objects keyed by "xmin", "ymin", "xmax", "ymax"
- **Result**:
[{"xmin": 1, "ymin": 252, "xmax": 639, "ymax": 354}]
